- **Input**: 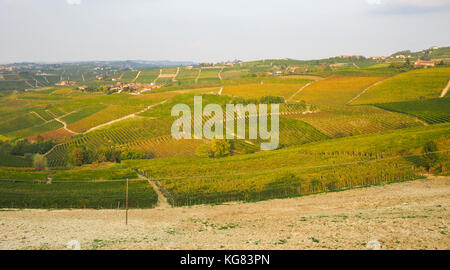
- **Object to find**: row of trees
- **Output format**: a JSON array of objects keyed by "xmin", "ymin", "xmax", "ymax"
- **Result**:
[
  {"xmin": 9, "ymin": 138, "xmax": 54, "ymax": 156},
  {"xmin": 66, "ymin": 147, "xmax": 154, "ymax": 167},
  {"xmin": 231, "ymin": 96, "xmax": 285, "ymax": 105}
]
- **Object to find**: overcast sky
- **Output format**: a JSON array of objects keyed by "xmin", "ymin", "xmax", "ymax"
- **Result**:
[{"xmin": 1, "ymin": 0, "xmax": 449, "ymax": 63}]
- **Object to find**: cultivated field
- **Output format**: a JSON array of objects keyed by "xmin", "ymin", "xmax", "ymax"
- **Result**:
[{"xmin": 0, "ymin": 176, "xmax": 448, "ymax": 250}]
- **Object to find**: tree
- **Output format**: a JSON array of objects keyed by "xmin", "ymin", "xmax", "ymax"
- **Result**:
[
  {"xmin": 71, "ymin": 148, "xmax": 85, "ymax": 166},
  {"xmin": 210, "ymin": 139, "xmax": 232, "ymax": 158},
  {"xmin": 33, "ymin": 154, "xmax": 47, "ymax": 171},
  {"xmin": 422, "ymin": 141, "xmax": 439, "ymax": 173}
]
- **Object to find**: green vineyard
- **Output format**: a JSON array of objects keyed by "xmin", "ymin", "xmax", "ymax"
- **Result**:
[{"xmin": 375, "ymin": 97, "xmax": 450, "ymax": 124}]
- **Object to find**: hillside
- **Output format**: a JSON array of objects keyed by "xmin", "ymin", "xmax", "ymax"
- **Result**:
[
  {"xmin": 0, "ymin": 46, "xmax": 449, "ymax": 210},
  {"xmin": 351, "ymin": 67, "xmax": 450, "ymax": 104}
]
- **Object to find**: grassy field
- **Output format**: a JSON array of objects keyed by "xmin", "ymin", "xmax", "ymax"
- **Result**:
[{"xmin": 352, "ymin": 67, "xmax": 450, "ymax": 104}]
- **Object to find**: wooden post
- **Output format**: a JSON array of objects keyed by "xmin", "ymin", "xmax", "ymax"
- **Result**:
[{"xmin": 126, "ymin": 178, "xmax": 129, "ymax": 225}]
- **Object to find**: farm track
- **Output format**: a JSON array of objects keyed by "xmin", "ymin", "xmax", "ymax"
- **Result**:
[
  {"xmin": 30, "ymin": 111, "xmax": 47, "ymax": 122},
  {"xmin": 218, "ymin": 67, "xmax": 224, "ymax": 81},
  {"xmin": 84, "ymin": 100, "xmax": 167, "ymax": 133},
  {"xmin": 346, "ymin": 77, "xmax": 388, "ymax": 105},
  {"xmin": 1, "ymin": 176, "xmax": 448, "ymax": 250},
  {"xmin": 288, "ymin": 82, "xmax": 313, "ymax": 102},
  {"xmin": 137, "ymin": 173, "xmax": 170, "ymax": 209},
  {"xmin": 53, "ymin": 118, "xmax": 78, "ymax": 135},
  {"xmin": 440, "ymin": 80, "xmax": 450, "ymax": 98},
  {"xmin": 195, "ymin": 69, "xmax": 202, "ymax": 84},
  {"xmin": 132, "ymin": 71, "xmax": 141, "ymax": 83},
  {"xmin": 172, "ymin": 67, "xmax": 180, "ymax": 82}
]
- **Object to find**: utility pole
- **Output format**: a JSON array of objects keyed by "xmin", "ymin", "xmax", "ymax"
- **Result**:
[{"xmin": 126, "ymin": 178, "xmax": 129, "ymax": 225}]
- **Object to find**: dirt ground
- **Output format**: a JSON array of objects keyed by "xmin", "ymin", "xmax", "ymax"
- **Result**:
[{"xmin": 0, "ymin": 177, "xmax": 449, "ymax": 250}]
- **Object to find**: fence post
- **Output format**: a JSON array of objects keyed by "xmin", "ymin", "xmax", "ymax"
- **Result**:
[{"xmin": 126, "ymin": 178, "xmax": 129, "ymax": 225}]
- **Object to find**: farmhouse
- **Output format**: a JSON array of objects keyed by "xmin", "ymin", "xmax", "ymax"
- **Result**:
[{"xmin": 413, "ymin": 60, "xmax": 436, "ymax": 68}]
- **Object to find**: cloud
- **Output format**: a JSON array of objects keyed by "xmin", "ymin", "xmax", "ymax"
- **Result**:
[
  {"xmin": 67, "ymin": 0, "xmax": 81, "ymax": 5},
  {"xmin": 365, "ymin": 0, "xmax": 450, "ymax": 14}
]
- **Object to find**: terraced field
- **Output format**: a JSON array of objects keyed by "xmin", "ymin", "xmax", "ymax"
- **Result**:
[{"xmin": 352, "ymin": 67, "xmax": 450, "ymax": 104}]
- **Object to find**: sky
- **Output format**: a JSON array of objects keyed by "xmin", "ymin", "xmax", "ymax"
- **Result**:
[{"xmin": 0, "ymin": 0, "xmax": 449, "ymax": 64}]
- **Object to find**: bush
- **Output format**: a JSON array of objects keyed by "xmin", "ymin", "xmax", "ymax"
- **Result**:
[
  {"xmin": 422, "ymin": 141, "xmax": 440, "ymax": 173},
  {"xmin": 210, "ymin": 139, "xmax": 232, "ymax": 158},
  {"xmin": 33, "ymin": 154, "xmax": 47, "ymax": 171}
]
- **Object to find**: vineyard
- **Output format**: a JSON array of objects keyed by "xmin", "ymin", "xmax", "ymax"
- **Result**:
[
  {"xmin": 0, "ymin": 165, "xmax": 157, "ymax": 209},
  {"xmin": 351, "ymin": 67, "xmax": 450, "ymax": 104},
  {"xmin": 198, "ymin": 68, "xmax": 222, "ymax": 83},
  {"xmin": 222, "ymin": 83, "xmax": 309, "ymax": 99},
  {"xmin": 136, "ymin": 69, "xmax": 160, "ymax": 83},
  {"xmin": 126, "ymin": 149, "xmax": 420, "ymax": 206},
  {"xmin": 292, "ymin": 76, "xmax": 385, "ymax": 106},
  {"xmin": 375, "ymin": 97, "xmax": 450, "ymax": 124},
  {"xmin": 285, "ymin": 105, "xmax": 424, "ymax": 138},
  {"xmin": 1, "ymin": 54, "xmax": 449, "ymax": 210}
]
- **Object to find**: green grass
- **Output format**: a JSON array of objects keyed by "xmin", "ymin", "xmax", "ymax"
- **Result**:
[{"xmin": 352, "ymin": 67, "xmax": 450, "ymax": 104}]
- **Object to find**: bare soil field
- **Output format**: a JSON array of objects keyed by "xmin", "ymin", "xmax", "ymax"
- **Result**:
[{"xmin": 0, "ymin": 177, "xmax": 448, "ymax": 250}]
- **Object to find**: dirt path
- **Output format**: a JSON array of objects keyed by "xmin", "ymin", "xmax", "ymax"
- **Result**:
[
  {"xmin": 24, "ymin": 80, "xmax": 34, "ymax": 88},
  {"xmin": 84, "ymin": 100, "xmax": 167, "ymax": 133},
  {"xmin": 153, "ymin": 69, "xmax": 162, "ymax": 84},
  {"xmin": 30, "ymin": 111, "xmax": 47, "ymax": 122},
  {"xmin": 0, "ymin": 176, "xmax": 448, "ymax": 250},
  {"xmin": 440, "ymin": 80, "xmax": 450, "ymax": 98},
  {"xmin": 172, "ymin": 67, "xmax": 180, "ymax": 82},
  {"xmin": 287, "ymin": 82, "xmax": 313, "ymax": 102},
  {"xmin": 195, "ymin": 69, "xmax": 202, "ymax": 84},
  {"xmin": 132, "ymin": 71, "xmax": 141, "ymax": 83},
  {"xmin": 218, "ymin": 67, "xmax": 224, "ymax": 81},
  {"xmin": 53, "ymin": 117, "xmax": 78, "ymax": 135},
  {"xmin": 346, "ymin": 78, "xmax": 387, "ymax": 105},
  {"xmin": 137, "ymin": 174, "xmax": 170, "ymax": 209}
]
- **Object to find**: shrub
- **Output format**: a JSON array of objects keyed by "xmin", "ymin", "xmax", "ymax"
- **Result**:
[
  {"xmin": 33, "ymin": 154, "xmax": 47, "ymax": 171},
  {"xmin": 422, "ymin": 141, "xmax": 440, "ymax": 173},
  {"xmin": 210, "ymin": 139, "xmax": 232, "ymax": 158}
]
